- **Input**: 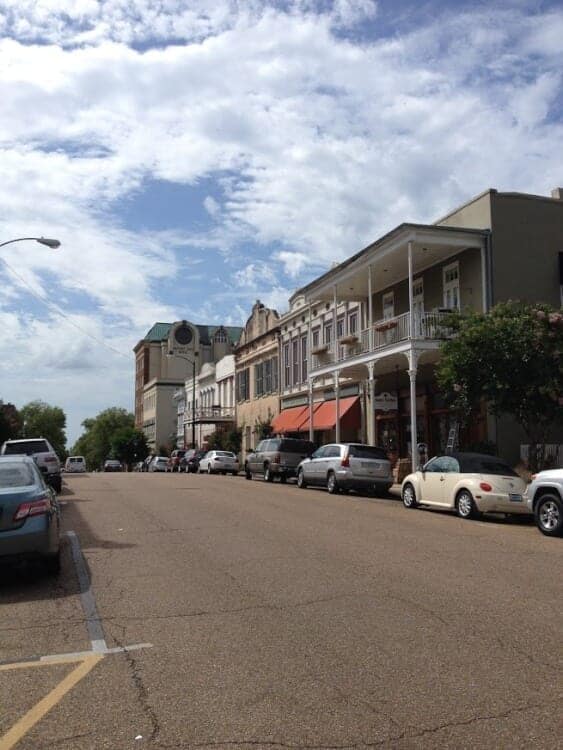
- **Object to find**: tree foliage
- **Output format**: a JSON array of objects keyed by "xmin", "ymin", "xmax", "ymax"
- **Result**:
[
  {"xmin": 20, "ymin": 400, "xmax": 67, "ymax": 458},
  {"xmin": 206, "ymin": 428, "xmax": 242, "ymax": 454},
  {"xmin": 0, "ymin": 401, "xmax": 23, "ymax": 445},
  {"xmin": 71, "ymin": 407, "xmax": 135, "ymax": 470},
  {"xmin": 437, "ymin": 302, "xmax": 563, "ymax": 462},
  {"xmin": 110, "ymin": 427, "xmax": 149, "ymax": 469}
]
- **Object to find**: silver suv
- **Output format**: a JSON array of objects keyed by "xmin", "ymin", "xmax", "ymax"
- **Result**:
[
  {"xmin": 245, "ymin": 438, "xmax": 315, "ymax": 482},
  {"xmin": 1, "ymin": 438, "xmax": 62, "ymax": 492},
  {"xmin": 525, "ymin": 468, "xmax": 563, "ymax": 537},
  {"xmin": 297, "ymin": 443, "xmax": 393, "ymax": 496}
]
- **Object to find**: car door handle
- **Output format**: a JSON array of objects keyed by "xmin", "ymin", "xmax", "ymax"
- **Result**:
[{"xmin": 440, "ymin": 476, "xmax": 446, "ymax": 481}]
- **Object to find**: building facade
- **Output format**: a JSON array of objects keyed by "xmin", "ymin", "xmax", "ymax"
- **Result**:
[
  {"xmin": 134, "ymin": 320, "xmax": 241, "ymax": 451},
  {"xmin": 235, "ymin": 301, "xmax": 280, "ymax": 461},
  {"xmin": 274, "ymin": 187, "xmax": 563, "ymax": 467}
]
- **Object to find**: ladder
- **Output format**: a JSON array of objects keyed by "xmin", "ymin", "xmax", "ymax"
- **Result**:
[{"xmin": 446, "ymin": 422, "xmax": 459, "ymax": 454}]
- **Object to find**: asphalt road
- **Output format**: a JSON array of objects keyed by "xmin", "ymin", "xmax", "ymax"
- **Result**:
[{"xmin": 1, "ymin": 472, "xmax": 561, "ymax": 749}]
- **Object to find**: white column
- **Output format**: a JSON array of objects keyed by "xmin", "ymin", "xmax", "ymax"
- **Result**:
[
  {"xmin": 368, "ymin": 264, "xmax": 373, "ymax": 351},
  {"xmin": 408, "ymin": 240, "xmax": 414, "ymax": 340},
  {"xmin": 307, "ymin": 303, "xmax": 313, "ymax": 375},
  {"xmin": 367, "ymin": 361, "xmax": 376, "ymax": 445},
  {"xmin": 333, "ymin": 284, "xmax": 338, "ymax": 360},
  {"xmin": 308, "ymin": 380, "xmax": 314, "ymax": 442},
  {"xmin": 408, "ymin": 349, "xmax": 418, "ymax": 473},
  {"xmin": 334, "ymin": 372, "xmax": 340, "ymax": 442}
]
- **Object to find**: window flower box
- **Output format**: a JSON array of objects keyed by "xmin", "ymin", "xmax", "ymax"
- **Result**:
[
  {"xmin": 374, "ymin": 320, "xmax": 397, "ymax": 332},
  {"xmin": 338, "ymin": 334, "xmax": 359, "ymax": 345},
  {"xmin": 312, "ymin": 344, "xmax": 329, "ymax": 355}
]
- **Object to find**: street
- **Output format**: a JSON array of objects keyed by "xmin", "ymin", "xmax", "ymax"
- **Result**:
[{"xmin": 1, "ymin": 472, "xmax": 561, "ymax": 749}]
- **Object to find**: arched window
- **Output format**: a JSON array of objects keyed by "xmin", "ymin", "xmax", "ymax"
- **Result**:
[{"xmin": 214, "ymin": 327, "xmax": 227, "ymax": 343}]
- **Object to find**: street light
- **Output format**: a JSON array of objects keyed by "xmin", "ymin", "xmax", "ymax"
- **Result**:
[
  {"xmin": 167, "ymin": 350, "xmax": 198, "ymax": 449},
  {"xmin": 0, "ymin": 236, "xmax": 61, "ymax": 250}
]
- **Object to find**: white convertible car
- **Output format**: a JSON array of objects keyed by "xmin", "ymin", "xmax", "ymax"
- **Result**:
[{"xmin": 401, "ymin": 452, "xmax": 528, "ymax": 519}]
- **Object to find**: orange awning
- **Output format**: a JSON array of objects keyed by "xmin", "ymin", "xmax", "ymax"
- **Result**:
[
  {"xmin": 300, "ymin": 396, "xmax": 360, "ymax": 432},
  {"xmin": 271, "ymin": 405, "xmax": 309, "ymax": 433}
]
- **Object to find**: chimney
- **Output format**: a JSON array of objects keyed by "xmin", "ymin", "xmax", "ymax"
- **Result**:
[{"xmin": 551, "ymin": 187, "xmax": 563, "ymax": 200}]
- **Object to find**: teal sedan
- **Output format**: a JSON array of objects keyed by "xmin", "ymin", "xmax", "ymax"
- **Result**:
[{"xmin": 0, "ymin": 455, "xmax": 61, "ymax": 574}]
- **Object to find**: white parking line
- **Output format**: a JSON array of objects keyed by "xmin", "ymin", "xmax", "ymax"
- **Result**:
[{"xmin": 66, "ymin": 530, "xmax": 108, "ymax": 652}]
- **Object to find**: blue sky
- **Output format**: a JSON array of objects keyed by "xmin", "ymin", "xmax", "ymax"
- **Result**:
[{"xmin": 0, "ymin": 0, "xmax": 562, "ymax": 445}]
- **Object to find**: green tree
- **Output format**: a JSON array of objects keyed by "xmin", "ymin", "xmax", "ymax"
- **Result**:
[
  {"xmin": 0, "ymin": 401, "xmax": 23, "ymax": 444},
  {"xmin": 20, "ymin": 400, "xmax": 67, "ymax": 458},
  {"xmin": 72, "ymin": 407, "xmax": 135, "ymax": 470},
  {"xmin": 110, "ymin": 427, "xmax": 149, "ymax": 470},
  {"xmin": 437, "ymin": 302, "xmax": 563, "ymax": 469}
]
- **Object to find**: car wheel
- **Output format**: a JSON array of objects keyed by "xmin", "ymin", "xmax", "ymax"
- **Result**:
[
  {"xmin": 207, "ymin": 465, "xmax": 212, "ymax": 475},
  {"xmin": 245, "ymin": 465, "xmax": 252, "ymax": 480},
  {"xmin": 280, "ymin": 475, "xmax": 287, "ymax": 484},
  {"xmin": 45, "ymin": 550, "xmax": 61, "ymax": 576},
  {"xmin": 535, "ymin": 493, "xmax": 563, "ymax": 537},
  {"xmin": 327, "ymin": 471, "xmax": 339, "ymax": 494},
  {"xmin": 51, "ymin": 475, "xmax": 62, "ymax": 494},
  {"xmin": 232, "ymin": 471, "xmax": 238, "ymax": 476},
  {"xmin": 297, "ymin": 469, "xmax": 307, "ymax": 489},
  {"xmin": 402, "ymin": 483, "xmax": 418, "ymax": 509},
  {"xmin": 456, "ymin": 489, "xmax": 479, "ymax": 520},
  {"xmin": 264, "ymin": 464, "xmax": 273, "ymax": 482}
]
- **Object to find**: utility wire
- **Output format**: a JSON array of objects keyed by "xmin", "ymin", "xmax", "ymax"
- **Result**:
[{"xmin": 0, "ymin": 257, "xmax": 130, "ymax": 360}]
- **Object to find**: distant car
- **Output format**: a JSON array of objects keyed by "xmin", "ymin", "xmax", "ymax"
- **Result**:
[
  {"xmin": 297, "ymin": 443, "xmax": 392, "ymax": 495},
  {"xmin": 401, "ymin": 452, "xmax": 528, "ymax": 519},
  {"xmin": 103, "ymin": 459, "xmax": 122, "ymax": 472},
  {"xmin": 198, "ymin": 450, "xmax": 239, "ymax": 475},
  {"xmin": 245, "ymin": 438, "xmax": 315, "ymax": 482},
  {"xmin": 525, "ymin": 468, "xmax": 563, "ymax": 537},
  {"xmin": 180, "ymin": 449, "xmax": 207, "ymax": 473},
  {"xmin": 166, "ymin": 449, "xmax": 186, "ymax": 473},
  {"xmin": 149, "ymin": 456, "xmax": 168, "ymax": 472},
  {"xmin": 65, "ymin": 456, "xmax": 86, "ymax": 473},
  {"xmin": 0, "ymin": 455, "xmax": 61, "ymax": 574},
  {"xmin": 1, "ymin": 438, "xmax": 62, "ymax": 493}
]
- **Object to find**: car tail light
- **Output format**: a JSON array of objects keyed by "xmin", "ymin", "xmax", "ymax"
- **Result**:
[
  {"xmin": 272, "ymin": 453, "xmax": 281, "ymax": 464},
  {"xmin": 341, "ymin": 452, "xmax": 350, "ymax": 468},
  {"xmin": 44, "ymin": 455, "xmax": 58, "ymax": 463},
  {"xmin": 479, "ymin": 482, "xmax": 492, "ymax": 492},
  {"xmin": 14, "ymin": 495, "xmax": 50, "ymax": 521}
]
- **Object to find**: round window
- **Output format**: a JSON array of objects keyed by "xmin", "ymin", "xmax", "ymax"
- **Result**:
[{"xmin": 174, "ymin": 325, "xmax": 193, "ymax": 345}]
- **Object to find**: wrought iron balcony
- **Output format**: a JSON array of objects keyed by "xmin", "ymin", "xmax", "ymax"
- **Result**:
[{"xmin": 184, "ymin": 406, "xmax": 235, "ymax": 424}]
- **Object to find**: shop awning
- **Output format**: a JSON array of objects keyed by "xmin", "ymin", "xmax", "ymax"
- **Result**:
[
  {"xmin": 300, "ymin": 396, "xmax": 360, "ymax": 432},
  {"xmin": 271, "ymin": 405, "xmax": 309, "ymax": 433}
]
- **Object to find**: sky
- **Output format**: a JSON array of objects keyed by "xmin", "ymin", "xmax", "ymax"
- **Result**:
[{"xmin": 1, "ymin": 0, "xmax": 562, "ymax": 446}]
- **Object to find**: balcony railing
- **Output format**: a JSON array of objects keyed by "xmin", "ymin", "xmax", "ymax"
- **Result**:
[
  {"xmin": 311, "ymin": 311, "xmax": 454, "ymax": 370},
  {"xmin": 184, "ymin": 406, "xmax": 235, "ymax": 424}
]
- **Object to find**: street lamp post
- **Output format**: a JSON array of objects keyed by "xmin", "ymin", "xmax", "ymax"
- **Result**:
[
  {"xmin": 0, "ymin": 237, "xmax": 61, "ymax": 250},
  {"xmin": 167, "ymin": 350, "xmax": 198, "ymax": 449}
]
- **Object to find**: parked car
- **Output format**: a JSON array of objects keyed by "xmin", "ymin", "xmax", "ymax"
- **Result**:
[
  {"xmin": 149, "ymin": 456, "xmax": 168, "ymax": 472},
  {"xmin": 525, "ymin": 468, "xmax": 563, "ymax": 537},
  {"xmin": 180, "ymin": 449, "xmax": 207, "ymax": 473},
  {"xmin": 198, "ymin": 450, "xmax": 239, "ymax": 475},
  {"xmin": 103, "ymin": 459, "xmax": 122, "ymax": 472},
  {"xmin": 297, "ymin": 443, "xmax": 392, "ymax": 495},
  {"xmin": 65, "ymin": 456, "xmax": 86, "ymax": 473},
  {"xmin": 401, "ymin": 452, "xmax": 528, "ymax": 519},
  {"xmin": 245, "ymin": 438, "xmax": 315, "ymax": 482},
  {"xmin": 1, "ymin": 438, "xmax": 62, "ymax": 493},
  {"xmin": 166, "ymin": 449, "xmax": 186, "ymax": 473},
  {"xmin": 0, "ymin": 455, "xmax": 61, "ymax": 574},
  {"xmin": 141, "ymin": 456, "xmax": 154, "ymax": 472}
]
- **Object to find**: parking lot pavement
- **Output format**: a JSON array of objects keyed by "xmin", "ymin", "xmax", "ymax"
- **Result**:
[{"xmin": 1, "ymin": 471, "xmax": 561, "ymax": 749}]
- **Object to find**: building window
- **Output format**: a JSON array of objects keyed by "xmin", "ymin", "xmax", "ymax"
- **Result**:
[
  {"xmin": 272, "ymin": 356, "xmax": 279, "ymax": 392},
  {"xmin": 443, "ymin": 262, "xmax": 460, "ymax": 310},
  {"xmin": 301, "ymin": 335, "xmax": 307, "ymax": 382},
  {"xmin": 255, "ymin": 363, "xmax": 264, "ymax": 397},
  {"xmin": 383, "ymin": 291, "xmax": 394, "ymax": 320},
  {"xmin": 324, "ymin": 323, "xmax": 332, "ymax": 344},
  {"xmin": 263, "ymin": 359, "xmax": 271, "ymax": 394},
  {"xmin": 312, "ymin": 328, "xmax": 320, "ymax": 348},
  {"xmin": 283, "ymin": 343, "xmax": 291, "ymax": 387},
  {"xmin": 236, "ymin": 368, "xmax": 249, "ymax": 401},
  {"xmin": 292, "ymin": 339, "xmax": 299, "ymax": 385},
  {"xmin": 337, "ymin": 316, "xmax": 344, "ymax": 339},
  {"xmin": 348, "ymin": 312, "xmax": 358, "ymax": 335},
  {"xmin": 214, "ymin": 328, "xmax": 227, "ymax": 343}
]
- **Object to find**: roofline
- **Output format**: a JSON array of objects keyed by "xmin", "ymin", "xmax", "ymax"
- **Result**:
[
  {"xmin": 291, "ymin": 221, "xmax": 487, "ymax": 303},
  {"xmin": 234, "ymin": 324, "xmax": 281, "ymax": 354}
]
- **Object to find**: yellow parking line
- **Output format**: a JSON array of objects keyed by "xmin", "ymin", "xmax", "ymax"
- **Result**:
[
  {"xmin": 0, "ymin": 654, "xmax": 102, "ymax": 750},
  {"xmin": 0, "ymin": 655, "xmax": 85, "ymax": 672}
]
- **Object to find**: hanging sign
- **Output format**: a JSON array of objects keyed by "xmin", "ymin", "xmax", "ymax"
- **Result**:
[{"xmin": 373, "ymin": 392, "xmax": 398, "ymax": 411}]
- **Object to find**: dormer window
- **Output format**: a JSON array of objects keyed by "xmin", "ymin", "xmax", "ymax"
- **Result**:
[{"xmin": 214, "ymin": 328, "xmax": 227, "ymax": 343}]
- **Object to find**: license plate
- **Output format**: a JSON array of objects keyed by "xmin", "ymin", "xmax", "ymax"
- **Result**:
[{"xmin": 509, "ymin": 493, "xmax": 522, "ymax": 502}]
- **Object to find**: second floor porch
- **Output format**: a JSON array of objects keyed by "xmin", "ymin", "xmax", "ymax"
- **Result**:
[{"xmin": 184, "ymin": 405, "xmax": 236, "ymax": 424}]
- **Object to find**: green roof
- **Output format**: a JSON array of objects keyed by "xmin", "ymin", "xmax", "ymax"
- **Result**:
[
  {"xmin": 142, "ymin": 322, "xmax": 242, "ymax": 346},
  {"xmin": 144, "ymin": 322, "xmax": 172, "ymax": 342}
]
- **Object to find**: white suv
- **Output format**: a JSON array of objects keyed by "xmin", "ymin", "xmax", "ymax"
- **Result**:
[
  {"xmin": 1, "ymin": 438, "xmax": 62, "ymax": 492},
  {"xmin": 525, "ymin": 469, "xmax": 563, "ymax": 537}
]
